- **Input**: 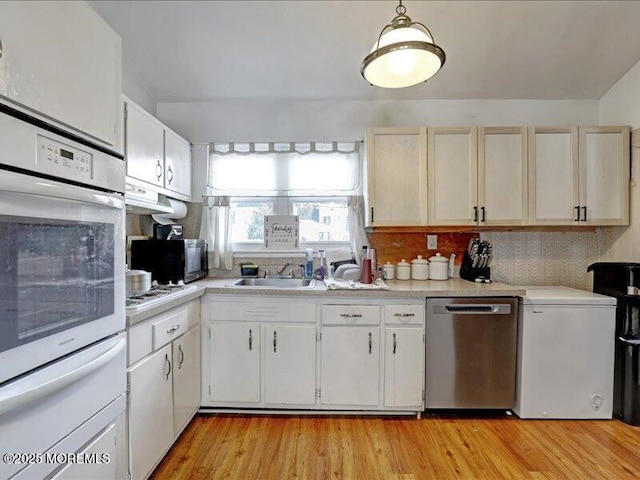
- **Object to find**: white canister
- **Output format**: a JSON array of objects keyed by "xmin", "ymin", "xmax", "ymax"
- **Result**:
[
  {"xmin": 411, "ymin": 255, "xmax": 430, "ymax": 280},
  {"xmin": 429, "ymin": 253, "xmax": 449, "ymax": 280},
  {"xmin": 396, "ymin": 259, "xmax": 411, "ymax": 280},
  {"xmin": 383, "ymin": 261, "xmax": 395, "ymax": 280}
]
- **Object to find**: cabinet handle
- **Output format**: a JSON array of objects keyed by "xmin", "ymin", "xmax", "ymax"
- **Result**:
[
  {"xmin": 178, "ymin": 344, "xmax": 184, "ymax": 369},
  {"xmin": 393, "ymin": 312, "xmax": 415, "ymax": 317},
  {"xmin": 155, "ymin": 160, "xmax": 163, "ymax": 181},
  {"xmin": 393, "ymin": 333, "xmax": 397, "ymax": 355},
  {"xmin": 481, "ymin": 206, "xmax": 486, "ymax": 223},
  {"xmin": 164, "ymin": 353, "xmax": 171, "ymax": 380},
  {"xmin": 473, "ymin": 206, "xmax": 478, "ymax": 222},
  {"xmin": 581, "ymin": 206, "xmax": 587, "ymax": 222},
  {"xmin": 371, "ymin": 207, "xmax": 374, "ymax": 223},
  {"xmin": 248, "ymin": 329, "xmax": 253, "ymax": 351},
  {"xmin": 273, "ymin": 331, "xmax": 277, "ymax": 353},
  {"xmin": 368, "ymin": 332, "xmax": 372, "ymax": 354},
  {"xmin": 166, "ymin": 325, "xmax": 181, "ymax": 334},
  {"xmin": 574, "ymin": 206, "xmax": 580, "ymax": 222},
  {"xmin": 167, "ymin": 165, "xmax": 174, "ymax": 184},
  {"xmin": 340, "ymin": 313, "xmax": 363, "ymax": 318},
  {"xmin": 0, "ymin": 38, "xmax": 3, "ymax": 60}
]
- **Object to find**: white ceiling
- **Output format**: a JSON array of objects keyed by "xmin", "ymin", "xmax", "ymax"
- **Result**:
[{"xmin": 90, "ymin": 0, "xmax": 640, "ymax": 103}]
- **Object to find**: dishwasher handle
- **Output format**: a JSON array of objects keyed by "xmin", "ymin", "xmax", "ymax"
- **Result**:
[{"xmin": 434, "ymin": 304, "xmax": 512, "ymax": 315}]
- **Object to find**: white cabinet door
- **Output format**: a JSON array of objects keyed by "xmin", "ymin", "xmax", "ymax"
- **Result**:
[
  {"xmin": 528, "ymin": 127, "xmax": 579, "ymax": 225},
  {"xmin": 128, "ymin": 345, "xmax": 174, "ymax": 480},
  {"xmin": 384, "ymin": 328, "xmax": 424, "ymax": 408},
  {"xmin": 264, "ymin": 325, "xmax": 316, "ymax": 406},
  {"xmin": 164, "ymin": 129, "xmax": 192, "ymax": 200},
  {"xmin": 321, "ymin": 327, "xmax": 380, "ymax": 406},
  {"xmin": 478, "ymin": 127, "xmax": 528, "ymax": 226},
  {"xmin": 0, "ymin": 2, "xmax": 121, "ymax": 148},
  {"xmin": 579, "ymin": 126, "xmax": 630, "ymax": 225},
  {"xmin": 427, "ymin": 127, "xmax": 478, "ymax": 226},
  {"xmin": 365, "ymin": 128, "xmax": 427, "ymax": 226},
  {"xmin": 209, "ymin": 323, "xmax": 261, "ymax": 403},
  {"xmin": 173, "ymin": 325, "xmax": 201, "ymax": 435},
  {"xmin": 125, "ymin": 100, "xmax": 165, "ymax": 187}
]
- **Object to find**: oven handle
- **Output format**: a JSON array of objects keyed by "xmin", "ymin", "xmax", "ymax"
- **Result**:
[
  {"xmin": 0, "ymin": 335, "xmax": 125, "ymax": 417},
  {"xmin": 0, "ymin": 169, "xmax": 124, "ymax": 210}
]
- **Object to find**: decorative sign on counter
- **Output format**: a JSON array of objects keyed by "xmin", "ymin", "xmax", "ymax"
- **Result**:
[{"xmin": 264, "ymin": 215, "xmax": 299, "ymax": 249}]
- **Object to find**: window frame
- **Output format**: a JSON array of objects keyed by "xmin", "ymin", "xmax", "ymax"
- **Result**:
[{"xmin": 229, "ymin": 196, "xmax": 351, "ymax": 253}]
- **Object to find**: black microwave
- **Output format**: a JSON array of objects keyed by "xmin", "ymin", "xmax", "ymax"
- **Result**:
[{"xmin": 130, "ymin": 239, "xmax": 208, "ymax": 284}]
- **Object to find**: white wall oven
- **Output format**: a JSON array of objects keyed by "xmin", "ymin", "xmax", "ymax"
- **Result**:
[{"xmin": 0, "ymin": 102, "xmax": 127, "ymax": 479}]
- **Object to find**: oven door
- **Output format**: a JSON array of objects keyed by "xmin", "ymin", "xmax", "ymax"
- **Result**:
[{"xmin": 0, "ymin": 168, "xmax": 125, "ymax": 384}]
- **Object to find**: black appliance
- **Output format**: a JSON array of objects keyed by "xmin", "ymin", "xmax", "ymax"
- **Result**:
[
  {"xmin": 588, "ymin": 262, "xmax": 640, "ymax": 425},
  {"xmin": 131, "ymin": 239, "xmax": 208, "ymax": 284}
]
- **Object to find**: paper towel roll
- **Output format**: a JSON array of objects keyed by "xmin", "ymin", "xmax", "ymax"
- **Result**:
[{"xmin": 152, "ymin": 199, "xmax": 188, "ymax": 225}]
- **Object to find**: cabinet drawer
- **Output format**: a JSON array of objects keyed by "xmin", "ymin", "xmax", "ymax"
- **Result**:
[
  {"xmin": 384, "ymin": 305, "xmax": 425, "ymax": 325},
  {"xmin": 205, "ymin": 302, "xmax": 316, "ymax": 323},
  {"xmin": 322, "ymin": 305, "xmax": 380, "ymax": 325},
  {"xmin": 153, "ymin": 303, "xmax": 198, "ymax": 350}
]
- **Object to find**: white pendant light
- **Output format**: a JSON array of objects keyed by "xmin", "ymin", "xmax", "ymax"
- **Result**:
[{"xmin": 361, "ymin": 0, "xmax": 445, "ymax": 89}]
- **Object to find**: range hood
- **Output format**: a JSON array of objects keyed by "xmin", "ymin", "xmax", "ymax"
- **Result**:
[{"xmin": 125, "ymin": 179, "xmax": 175, "ymax": 215}]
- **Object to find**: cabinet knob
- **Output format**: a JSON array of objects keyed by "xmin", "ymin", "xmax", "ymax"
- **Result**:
[
  {"xmin": 340, "ymin": 313, "xmax": 363, "ymax": 318},
  {"xmin": 393, "ymin": 312, "xmax": 415, "ymax": 317},
  {"xmin": 166, "ymin": 325, "xmax": 181, "ymax": 334},
  {"xmin": 167, "ymin": 165, "xmax": 174, "ymax": 184},
  {"xmin": 155, "ymin": 160, "xmax": 163, "ymax": 181}
]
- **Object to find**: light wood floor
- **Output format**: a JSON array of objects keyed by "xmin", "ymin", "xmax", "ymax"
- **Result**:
[{"xmin": 150, "ymin": 413, "xmax": 640, "ymax": 480}]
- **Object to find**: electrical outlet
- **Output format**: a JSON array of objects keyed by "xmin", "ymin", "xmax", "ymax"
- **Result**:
[
  {"xmin": 427, "ymin": 235, "xmax": 437, "ymax": 250},
  {"xmin": 590, "ymin": 394, "xmax": 603, "ymax": 410}
]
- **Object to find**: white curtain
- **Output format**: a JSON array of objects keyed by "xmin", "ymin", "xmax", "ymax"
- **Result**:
[
  {"xmin": 347, "ymin": 196, "xmax": 369, "ymax": 262},
  {"xmin": 200, "ymin": 196, "xmax": 233, "ymax": 270}
]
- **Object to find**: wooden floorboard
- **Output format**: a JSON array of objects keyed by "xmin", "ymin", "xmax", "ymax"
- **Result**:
[{"xmin": 150, "ymin": 413, "xmax": 640, "ymax": 480}]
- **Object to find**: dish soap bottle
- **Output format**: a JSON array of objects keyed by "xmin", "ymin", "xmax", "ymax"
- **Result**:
[{"xmin": 305, "ymin": 248, "xmax": 314, "ymax": 279}]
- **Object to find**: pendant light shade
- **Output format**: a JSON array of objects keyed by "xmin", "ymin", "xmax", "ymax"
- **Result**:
[{"xmin": 361, "ymin": 0, "xmax": 445, "ymax": 89}]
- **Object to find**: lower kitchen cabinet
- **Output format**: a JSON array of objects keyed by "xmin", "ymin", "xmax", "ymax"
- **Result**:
[
  {"xmin": 173, "ymin": 325, "xmax": 201, "ymax": 435},
  {"xmin": 384, "ymin": 327, "xmax": 424, "ymax": 408},
  {"xmin": 264, "ymin": 324, "xmax": 317, "ymax": 405},
  {"xmin": 208, "ymin": 322, "xmax": 261, "ymax": 403},
  {"xmin": 203, "ymin": 297, "xmax": 318, "ymax": 407},
  {"xmin": 201, "ymin": 295, "xmax": 425, "ymax": 413},
  {"xmin": 127, "ymin": 299, "xmax": 201, "ymax": 480},
  {"xmin": 128, "ymin": 345, "xmax": 174, "ymax": 480},
  {"xmin": 321, "ymin": 326, "xmax": 380, "ymax": 406}
]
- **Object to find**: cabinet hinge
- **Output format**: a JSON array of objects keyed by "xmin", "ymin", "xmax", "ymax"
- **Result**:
[{"xmin": 316, "ymin": 388, "xmax": 321, "ymax": 399}]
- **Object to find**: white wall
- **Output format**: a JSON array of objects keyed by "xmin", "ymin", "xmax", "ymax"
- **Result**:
[
  {"xmin": 157, "ymin": 99, "xmax": 598, "ymax": 143},
  {"xmin": 600, "ymin": 59, "xmax": 640, "ymax": 129}
]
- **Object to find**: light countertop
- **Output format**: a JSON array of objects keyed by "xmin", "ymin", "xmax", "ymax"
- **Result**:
[{"xmin": 126, "ymin": 277, "xmax": 526, "ymax": 326}]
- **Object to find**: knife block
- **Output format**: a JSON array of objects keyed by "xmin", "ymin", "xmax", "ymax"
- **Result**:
[{"xmin": 460, "ymin": 252, "xmax": 491, "ymax": 282}]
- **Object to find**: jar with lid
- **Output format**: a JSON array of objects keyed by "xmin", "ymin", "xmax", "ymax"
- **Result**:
[
  {"xmin": 429, "ymin": 253, "xmax": 449, "ymax": 280},
  {"xmin": 383, "ymin": 261, "xmax": 395, "ymax": 280},
  {"xmin": 396, "ymin": 259, "xmax": 411, "ymax": 280},
  {"xmin": 411, "ymin": 255, "xmax": 429, "ymax": 280}
]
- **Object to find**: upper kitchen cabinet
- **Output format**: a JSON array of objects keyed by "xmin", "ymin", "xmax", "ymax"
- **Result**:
[
  {"xmin": 124, "ymin": 98, "xmax": 192, "ymax": 202},
  {"xmin": 365, "ymin": 128, "xmax": 428, "ymax": 227},
  {"xmin": 0, "ymin": 2, "xmax": 121, "ymax": 148},
  {"xmin": 528, "ymin": 126, "xmax": 630, "ymax": 226},
  {"xmin": 427, "ymin": 127, "xmax": 527, "ymax": 226}
]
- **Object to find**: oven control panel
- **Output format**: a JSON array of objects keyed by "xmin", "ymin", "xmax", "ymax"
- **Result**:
[{"xmin": 36, "ymin": 135, "xmax": 93, "ymax": 180}]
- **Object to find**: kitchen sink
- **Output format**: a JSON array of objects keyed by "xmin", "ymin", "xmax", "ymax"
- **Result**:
[{"xmin": 226, "ymin": 278, "xmax": 316, "ymax": 288}]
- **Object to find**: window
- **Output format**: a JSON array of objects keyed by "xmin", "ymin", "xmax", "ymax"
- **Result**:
[{"xmin": 209, "ymin": 142, "xmax": 360, "ymax": 252}]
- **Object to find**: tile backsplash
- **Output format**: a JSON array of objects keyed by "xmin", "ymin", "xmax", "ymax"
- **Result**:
[{"xmin": 481, "ymin": 231, "xmax": 600, "ymax": 290}]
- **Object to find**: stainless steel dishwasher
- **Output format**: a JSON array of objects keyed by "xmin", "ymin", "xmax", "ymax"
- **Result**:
[{"xmin": 425, "ymin": 297, "xmax": 518, "ymax": 409}]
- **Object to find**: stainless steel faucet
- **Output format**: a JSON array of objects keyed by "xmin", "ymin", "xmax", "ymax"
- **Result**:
[{"xmin": 271, "ymin": 262, "xmax": 293, "ymax": 278}]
